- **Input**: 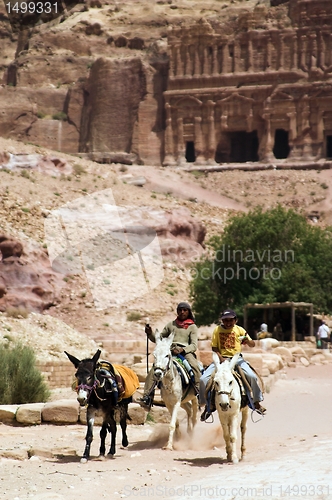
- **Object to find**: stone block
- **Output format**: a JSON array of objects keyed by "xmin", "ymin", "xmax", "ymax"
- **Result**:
[
  {"xmin": 241, "ymin": 353, "xmax": 263, "ymax": 375},
  {"xmin": 128, "ymin": 404, "xmax": 146, "ymax": 425},
  {"xmin": 131, "ymin": 363, "xmax": 148, "ymax": 382},
  {"xmin": 272, "ymin": 346, "xmax": 294, "ymax": 363},
  {"xmin": 263, "ymin": 353, "xmax": 284, "ymax": 373},
  {"xmin": 16, "ymin": 403, "xmax": 45, "ymax": 425},
  {"xmin": 0, "ymin": 405, "xmax": 18, "ymax": 422},
  {"xmin": 42, "ymin": 399, "xmax": 79, "ymax": 424},
  {"xmin": 0, "ymin": 449, "xmax": 29, "ymax": 460}
]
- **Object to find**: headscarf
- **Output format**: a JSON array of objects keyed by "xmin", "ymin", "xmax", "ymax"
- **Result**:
[
  {"xmin": 260, "ymin": 323, "xmax": 268, "ymax": 332},
  {"xmin": 175, "ymin": 302, "xmax": 195, "ymax": 329}
]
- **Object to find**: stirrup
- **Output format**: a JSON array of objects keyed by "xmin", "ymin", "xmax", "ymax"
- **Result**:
[
  {"xmin": 200, "ymin": 407, "xmax": 212, "ymax": 422},
  {"xmin": 254, "ymin": 402, "xmax": 266, "ymax": 415},
  {"xmin": 137, "ymin": 396, "xmax": 152, "ymax": 410}
]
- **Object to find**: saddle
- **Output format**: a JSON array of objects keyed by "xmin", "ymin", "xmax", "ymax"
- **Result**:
[
  {"xmin": 205, "ymin": 362, "xmax": 265, "ymax": 413},
  {"xmin": 173, "ymin": 357, "xmax": 191, "ymax": 385},
  {"xmin": 96, "ymin": 360, "xmax": 126, "ymax": 401}
]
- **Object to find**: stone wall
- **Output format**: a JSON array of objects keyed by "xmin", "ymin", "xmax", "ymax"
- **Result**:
[{"xmin": 36, "ymin": 360, "xmax": 74, "ymax": 389}]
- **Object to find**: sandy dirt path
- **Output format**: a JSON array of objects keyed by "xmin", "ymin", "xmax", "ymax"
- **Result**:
[{"xmin": 0, "ymin": 364, "xmax": 331, "ymax": 500}]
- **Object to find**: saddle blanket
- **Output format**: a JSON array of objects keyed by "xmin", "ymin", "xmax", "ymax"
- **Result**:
[{"xmin": 113, "ymin": 364, "xmax": 140, "ymax": 399}]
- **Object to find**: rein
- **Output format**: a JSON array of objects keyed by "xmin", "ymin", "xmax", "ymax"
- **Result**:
[
  {"xmin": 217, "ymin": 389, "xmax": 233, "ymax": 396},
  {"xmin": 76, "ymin": 379, "xmax": 101, "ymax": 402}
]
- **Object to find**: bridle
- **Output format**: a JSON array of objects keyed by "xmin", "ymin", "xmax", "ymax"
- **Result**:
[
  {"xmin": 153, "ymin": 353, "xmax": 172, "ymax": 378},
  {"xmin": 76, "ymin": 377, "xmax": 100, "ymax": 402}
]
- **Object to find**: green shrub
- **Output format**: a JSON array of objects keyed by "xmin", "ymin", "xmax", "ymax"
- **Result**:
[
  {"xmin": 73, "ymin": 164, "xmax": 86, "ymax": 176},
  {"xmin": 0, "ymin": 343, "xmax": 50, "ymax": 404},
  {"xmin": 126, "ymin": 311, "xmax": 142, "ymax": 322},
  {"xmin": 6, "ymin": 306, "xmax": 29, "ymax": 319},
  {"xmin": 52, "ymin": 111, "xmax": 67, "ymax": 121}
]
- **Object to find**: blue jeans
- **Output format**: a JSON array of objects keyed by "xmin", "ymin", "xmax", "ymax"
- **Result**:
[{"xmin": 199, "ymin": 356, "xmax": 263, "ymax": 405}]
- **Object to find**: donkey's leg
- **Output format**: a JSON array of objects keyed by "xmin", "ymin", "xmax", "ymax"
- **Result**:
[
  {"xmin": 181, "ymin": 402, "xmax": 192, "ymax": 435},
  {"xmin": 120, "ymin": 405, "xmax": 129, "ymax": 448},
  {"xmin": 99, "ymin": 420, "xmax": 108, "ymax": 457},
  {"xmin": 228, "ymin": 414, "xmax": 239, "ymax": 464},
  {"xmin": 164, "ymin": 401, "xmax": 181, "ymax": 450},
  {"xmin": 192, "ymin": 395, "xmax": 198, "ymax": 428},
  {"xmin": 82, "ymin": 407, "xmax": 95, "ymax": 463},
  {"xmin": 240, "ymin": 407, "xmax": 249, "ymax": 460},
  {"xmin": 108, "ymin": 415, "xmax": 117, "ymax": 457},
  {"xmin": 220, "ymin": 420, "xmax": 232, "ymax": 462}
]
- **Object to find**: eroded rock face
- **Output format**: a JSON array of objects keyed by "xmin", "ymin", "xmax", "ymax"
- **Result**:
[
  {"xmin": 155, "ymin": 207, "xmax": 206, "ymax": 263},
  {"xmin": 79, "ymin": 57, "xmax": 146, "ymax": 154},
  {"xmin": 0, "ymin": 235, "xmax": 64, "ymax": 313}
]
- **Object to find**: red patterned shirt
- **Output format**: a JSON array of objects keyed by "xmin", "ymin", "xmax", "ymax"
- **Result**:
[{"xmin": 211, "ymin": 324, "xmax": 251, "ymax": 357}]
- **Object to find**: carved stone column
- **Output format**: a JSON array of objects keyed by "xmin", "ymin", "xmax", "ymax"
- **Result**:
[
  {"xmin": 279, "ymin": 35, "xmax": 285, "ymax": 70},
  {"xmin": 203, "ymin": 47, "xmax": 210, "ymax": 76},
  {"xmin": 206, "ymin": 100, "xmax": 216, "ymax": 165},
  {"xmin": 222, "ymin": 44, "xmax": 229, "ymax": 73},
  {"xmin": 287, "ymin": 111, "xmax": 297, "ymax": 142},
  {"xmin": 233, "ymin": 41, "xmax": 239, "ymax": 73},
  {"xmin": 310, "ymin": 33, "xmax": 318, "ymax": 69},
  {"xmin": 319, "ymin": 32, "xmax": 326, "ymax": 70},
  {"xmin": 221, "ymin": 112, "xmax": 228, "ymax": 131},
  {"xmin": 186, "ymin": 45, "xmax": 193, "ymax": 77},
  {"xmin": 247, "ymin": 34, "xmax": 253, "ymax": 73},
  {"xmin": 300, "ymin": 35, "xmax": 308, "ymax": 72},
  {"xmin": 163, "ymin": 103, "xmax": 176, "ymax": 166},
  {"xmin": 194, "ymin": 46, "xmax": 201, "ymax": 77},
  {"xmin": 212, "ymin": 45, "xmax": 219, "ymax": 75},
  {"xmin": 177, "ymin": 45, "xmax": 184, "ymax": 77},
  {"xmin": 169, "ymin": 45, "xmax": 176, "ymax": 79},
  {"xmin": 194, "ymin": 117, "xmax": 205, "ymax": 165},
  {"xmin": 316, "ymin": 109, "xmax": 324, "ymax": 159},
  {"xmin": 247, "ymin": 109, "xmax": 254, "ymax": 132},
  {"xmin": 177, "ymin": 117, "xmax": 186, "ymax": 165},
  {"xmin": 291, "ymin": 34, "xmax": 297, "ymax": 70},
  {"xmin": 262, "ymin": 111, "xmax": 274, "ymax": 161},
  {"xmin": 316, "ymin": 109, "xmax": 324, "ymax": 142}
]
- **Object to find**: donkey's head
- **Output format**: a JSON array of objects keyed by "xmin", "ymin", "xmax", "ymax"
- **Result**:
[
  {"xmin": 212, "ymin": 352, "xmax": 239, "ymax": 412},
  {"xmin": 153, "ymin": 331, "xmax": 174, "ymax": 382},
  {"xmin": 65, "ymin": 350, "xmax": 101, "ymax": 406}
]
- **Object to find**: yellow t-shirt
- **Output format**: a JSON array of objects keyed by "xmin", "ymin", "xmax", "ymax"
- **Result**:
[{"xmin": 211, "ymin": 324, "xmax": 252, "ymax": 357}]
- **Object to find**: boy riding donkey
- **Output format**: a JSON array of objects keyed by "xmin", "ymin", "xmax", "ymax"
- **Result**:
[
  {"xmin": 200, "ymin": 309, "xmax": 266, "ymax": 421},
  {"xmin": 139, "ymin": 302, "xmax": 202, "ymax": 409}
]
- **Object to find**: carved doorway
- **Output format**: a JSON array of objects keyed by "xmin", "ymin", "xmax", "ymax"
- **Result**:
[
  {"xmin": 326, "ymin": 135, "xmax": 332, "ymax": 159},
  {"xmin": 273, "ymin": 129, "xmax": 290, "ymax": 159},
  {"xmin": 185, "ymin": 141, "xmax": 196, "ymax": 162},
  {"xmin": 221, "ymin": 131, "xmax": 259, "ymax": 162}
]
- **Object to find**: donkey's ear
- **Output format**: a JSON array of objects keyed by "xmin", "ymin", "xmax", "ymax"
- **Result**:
[
  {"xmin": 229, "ymin": 353, "xmax": 240, "ymax": 371},
  {"xmin": 212, "ymin": 351, "xmax": 220, "ymax": 367},
  {"xmin": 155, "ymin": 329, "xmax": 161, "ymax": 342},
  {"xmin": 92, "ymin": 349, "xmax": 102, "ymax": 364},
  {"xmin": 65, "ymin": 351, "xmax": 81, "ymax": 368},
  {"xmin": 168, "ymin": 332, "xmax": 175, "ymax": 345}
]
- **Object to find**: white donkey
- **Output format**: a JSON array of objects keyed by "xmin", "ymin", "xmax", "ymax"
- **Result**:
[
  {"xmin": 153, "ymin": 330, "xmax": 198, "ymax": 450},
  {"xmin": 212, "ymin": 352, "xmax": 248, "ymax": 463}
]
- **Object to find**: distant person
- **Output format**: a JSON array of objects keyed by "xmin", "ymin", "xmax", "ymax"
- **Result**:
[
  {"xmin": 273, "ymin": 322, "xmax": 284, "ymax": 341},
  {"xmin": 316, "ymin": 320, "xmax": 330, "ymax": 349},
  {"xmin": 257, "ymin": 323, "xmax": 272, "ymax": 340}
]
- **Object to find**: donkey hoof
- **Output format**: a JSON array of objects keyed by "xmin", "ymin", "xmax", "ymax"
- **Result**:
[
  {"xmin": 96, "ymin": 455, "xmax": 106, "ymax": 461},
  {"xmin": 80, "ymin": 457, "xmax": 88, "ymax": 464},
  {"xmin": 162, "ymin": 445, "xmax": 173, "ymax": 451}
]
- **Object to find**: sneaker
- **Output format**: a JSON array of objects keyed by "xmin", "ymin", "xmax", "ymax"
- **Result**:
[
  {"xmin": 137, "ymin": 395, "xmax": 152, "ymax": 410},
  {"xmin": 254, "ymin": 402, "xmax": 266, "ymax": 415},
  {"xmin": 200, "ymin": 407, "xmax": 212, "ymax": 422}
]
